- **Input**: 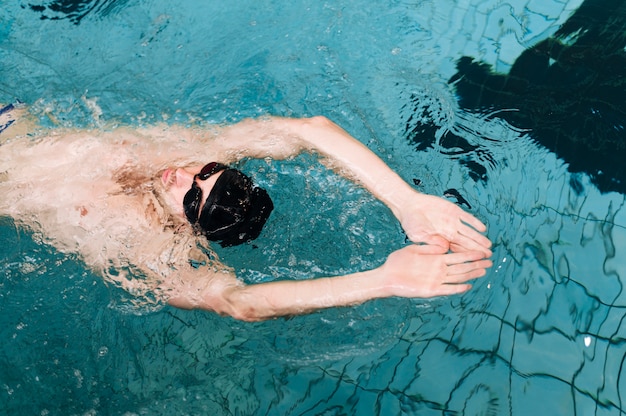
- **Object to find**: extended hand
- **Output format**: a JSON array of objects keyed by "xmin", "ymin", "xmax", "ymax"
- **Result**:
[
  {"xmin": 396, "ymin": 193, "xmax": 492, "ymax": 256},
  {"xmin": 379, "ymin": 244, "xmax": 492, "ymax": 298}
]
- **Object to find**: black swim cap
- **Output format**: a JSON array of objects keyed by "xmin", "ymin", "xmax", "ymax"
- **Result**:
[{"xmin": 195, "ymin": 168, "xmax": 273, "ymax": 247}]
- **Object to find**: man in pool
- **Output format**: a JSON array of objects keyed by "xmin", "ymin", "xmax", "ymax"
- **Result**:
[{"xmin": 0, "ymin": 103, "xmax": 492, "ymax": 321}]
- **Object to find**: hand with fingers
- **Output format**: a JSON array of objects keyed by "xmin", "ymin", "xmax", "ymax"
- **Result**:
[
  {"xmin": 379, "ymin": 244, "xmax": 493, "ymax": 298},
  {"xmin": 396, "ymin": 193, "xmax": 492, "ymax": 257}
]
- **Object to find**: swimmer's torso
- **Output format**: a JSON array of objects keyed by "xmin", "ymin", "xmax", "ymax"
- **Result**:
[{"xmin": 0, "ymin": 120, "xmax": 222, "ymax": 289}]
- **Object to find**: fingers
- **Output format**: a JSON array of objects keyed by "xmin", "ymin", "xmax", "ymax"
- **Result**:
[
  {"xmin": 448, "ymin": 225, "xmax": 493, "ymax": 257},
  {"xmin": 449, "ymin": 208, "xmax": 492, "ymax": 253},
  {"xmin": 443, "ymin": 250, "xmax": 488, "ymax": 264},
  {"xmin": 459, "ymin": 211, "xmax": 487, "ymax": 233},
  {"xmin": 436, "ymin": 283, "xmax": 473, "ymax": 296},
  {"xmin": 459, "ymin": 226, "xmax": 492, "ymax": 249},
  {"xmin": 443, "ymin": 252, "xmax": 492, "ymax": 284},
  {"xmin": 447, "ymin": 260, "xmax": 491, "ymax": 280}
]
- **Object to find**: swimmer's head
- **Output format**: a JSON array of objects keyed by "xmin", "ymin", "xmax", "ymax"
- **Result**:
[{"xmin": 179, "ymin": 162, "xmax": 273, "ymax": 247}]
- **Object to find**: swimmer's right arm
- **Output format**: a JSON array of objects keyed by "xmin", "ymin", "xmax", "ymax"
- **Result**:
[
  {"xmin": 213, "ymin": 116, "xmax": 492, "ymax": 256},
  {"xmin": 167, "ymin": 245, "xmax": 492, "ymax": 321}
]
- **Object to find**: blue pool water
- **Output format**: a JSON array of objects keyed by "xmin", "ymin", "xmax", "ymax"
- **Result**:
[{"xmin": 1, "ymin": 0, "xmax": 626, "ymax": 415}]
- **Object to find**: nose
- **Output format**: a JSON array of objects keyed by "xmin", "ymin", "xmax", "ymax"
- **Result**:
[{"xmin": 175, "ymin": 168, "xmax": 195, "ymax": 188}]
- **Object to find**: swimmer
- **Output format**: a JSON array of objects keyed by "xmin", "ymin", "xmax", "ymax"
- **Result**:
[{"xmin": 0, "ymin": 103, "xmax": 492, "ymax": 321}]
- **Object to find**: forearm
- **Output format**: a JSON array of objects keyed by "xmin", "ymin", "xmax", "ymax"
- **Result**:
[
  {"xmin": 284, "ymin": 116, "xmax": 416, "ymax": 219},
  {"xmin": 276, "ymin": 118, "xmax": 491, "ymax": 253},
  {"xmin": 214, "ymin": 116, "xmax": 415, "ymax": 218},
  {"xmin": 215, "ymin": 269, "xmax": 389, "ymax": 322},
  {"xmin": 169, "ymin": 245, "xmax": 491, "ymax": 321}
]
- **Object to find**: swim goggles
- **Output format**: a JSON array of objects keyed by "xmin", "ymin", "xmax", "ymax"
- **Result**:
[{"xmin": 183, "ymin": 162, "xmax": 228, "ymax": 224}]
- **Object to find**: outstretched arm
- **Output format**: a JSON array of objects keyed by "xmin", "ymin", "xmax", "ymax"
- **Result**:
[
  {"xmin": 167, "ymin": 245, "xmax": 492, "ymax": 321},
  {"xmin": 212, "ymin": 116, "xmax": 492, "ymax": 255}
]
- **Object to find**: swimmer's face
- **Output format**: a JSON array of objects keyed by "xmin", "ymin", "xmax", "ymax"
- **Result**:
[{"xmin": 160, "ymin": 165, "xmax": 224, "ymax": 217}]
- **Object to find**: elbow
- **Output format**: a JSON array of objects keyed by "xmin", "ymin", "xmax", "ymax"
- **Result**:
[
  {"xmin": 306, "ymin": 115, "xmax": 333, "ymax": 127},
  {"xmin": 227, "ymin": 304, "xmax": 268, "ymax": 322},
  {"xmin": 220, "ymin": 287, "xmax": 272, "ymax": 322}
]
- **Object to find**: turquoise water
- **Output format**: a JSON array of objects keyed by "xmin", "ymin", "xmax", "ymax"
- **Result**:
[{"xmin": 1, "ymin": 1, "xmax": 626, "ymax": 415}]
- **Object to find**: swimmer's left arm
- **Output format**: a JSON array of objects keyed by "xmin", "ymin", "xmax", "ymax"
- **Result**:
[{"xmin": 168, "ymin": 244, "xmax": 491, "ymax": 321}]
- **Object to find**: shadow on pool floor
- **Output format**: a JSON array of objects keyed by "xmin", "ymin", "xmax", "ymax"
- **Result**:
[
  {"xmin": 407, "ymin": 0, "xmax": 626, "ymax": 195},
  {"xmin": 24, "ymin": 0, "xmax": 128, "ymax": 25}
]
